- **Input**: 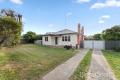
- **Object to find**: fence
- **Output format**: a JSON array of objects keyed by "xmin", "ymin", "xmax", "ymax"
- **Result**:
[
  {"xmin": 105, "ymin": 41, "xmax": 120, "ymax": 50},
  {"xmin": 34, "ymin": 40, "xmax": 42, "ymax": 45},
  {"xmin": 84, "ymin": 40, "xmax": 105, "ymax": 50},
  {"xmin": 84, "ymin": 40, "xmax": 120, "ymax": 50}
]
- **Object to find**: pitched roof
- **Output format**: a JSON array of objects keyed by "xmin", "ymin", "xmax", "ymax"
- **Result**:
[
  {"xmin": 45, "ymin": 29, "xmax": 77, "ymax": 35},
  {"xmin": 55, "ymin": 29, "xmax": 77, "ymax": 34}
]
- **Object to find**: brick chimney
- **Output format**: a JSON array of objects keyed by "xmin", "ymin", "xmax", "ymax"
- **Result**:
[
  {"xmin": 77, "ymin": 23, "xmax": 85, "ymax": 49},
  {"xmin": 77, "ymin": 23, "xmax": 81, "ymax": 46}
]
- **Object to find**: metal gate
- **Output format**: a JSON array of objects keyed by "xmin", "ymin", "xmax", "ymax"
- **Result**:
[{"xmin": 84, "ymin": 40, "xmax": 105, "ymax": 50}]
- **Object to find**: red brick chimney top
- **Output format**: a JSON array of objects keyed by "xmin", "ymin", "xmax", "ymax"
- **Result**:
[{"xmin": 77, "ymin": 23, "xmax": 84, "ymax": 45}]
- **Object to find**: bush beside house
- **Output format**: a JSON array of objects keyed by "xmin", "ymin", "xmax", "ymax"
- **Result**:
[{"xmin": 22, "ymin": 31, "xmax": 42, "ymax": 44}]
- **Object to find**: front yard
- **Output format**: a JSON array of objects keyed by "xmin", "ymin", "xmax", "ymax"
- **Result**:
[
  {"xmin": 0, "ymin": 44, "xmax": 76, "ymax": 80},
  {"xmin": 103, "ymin": 50, "xmax": 120, "ymax": 80}
]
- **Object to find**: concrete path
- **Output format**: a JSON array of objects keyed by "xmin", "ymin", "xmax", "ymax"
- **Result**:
[
  {"xmin": 42, "ymin": 49, "xmax": 88, "ymax": 80},
  {"xmin": 87, "ymin": 50, "xmax": 117, "ymax": 80}
]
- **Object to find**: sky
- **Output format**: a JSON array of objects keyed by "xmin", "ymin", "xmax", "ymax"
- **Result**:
[{"xmin": 0, "ymin": 0, "xmax": 120, "ymax": 35}]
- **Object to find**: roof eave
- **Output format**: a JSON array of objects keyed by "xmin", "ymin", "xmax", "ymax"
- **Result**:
[{"xmin": 43, "ymin": 32, "xmax": 78, "ymax": 36}]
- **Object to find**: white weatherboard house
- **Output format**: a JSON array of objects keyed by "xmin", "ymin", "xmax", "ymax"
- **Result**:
[
  {"xmin": 42, "ymin": 24, "xmax": 84, "ymax": 47},
  {"xmin": 42, "ymin": 29, "xmax": 77, "ymax": 47}
]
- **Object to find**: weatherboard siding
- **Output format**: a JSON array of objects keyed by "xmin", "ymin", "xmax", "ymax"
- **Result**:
[
  {"xmin": 58, "ymin": 34, "xmax": 77, "ymax": 47},
  {"xmin": 42, "ymin": 36, "xmax": 53, "ymax": 45},
  {"xmin": 42, "ymin": 34, "xmax": 77, "ymax": 47}
]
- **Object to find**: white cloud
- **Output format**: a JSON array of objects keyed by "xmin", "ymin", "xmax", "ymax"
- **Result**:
[
  {"xmin": 76, "ymin": 0, "xmax": 90, "ymax": 3},
  {"xmin": 99, "ymin": 15, "xmax": 111, "ymax": 24},
  {"xmin": 91, "ymin": 3, "xmax": 105, "ymax": 9},
  {"xmin": 48, "ymin": 24, "xmax": 54, "ymax": 27},
  {"xmin": 91, "ymin": 0, "xmax": 120, "ymax": 9},
  {"xmin": 10, "ymin": 0, "xmax": 23, "ymax": 4},
  {"xmin": 100, "ymin": 15, "xmax": 110, "ymax": 19},
  {"xmin": 99, "ymin": 20, "xmax": 105, "ymax": 24}
]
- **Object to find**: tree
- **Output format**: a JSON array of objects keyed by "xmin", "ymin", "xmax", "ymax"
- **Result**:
[
  {"xmin": 0, "ymin": 17, "xmax": 22, "ymax": 47},
  {"xmin": 102, "ymin": 25, "xmax": 120, "ymax": 40},
  {"xmin": 23, "ymin": 31, "xmax": 37, "ymax": 43},
  {"xmin": 93, "ymin": 34, "xmax": 102, "ymax": 40},
  {"xmin": 1, "ymin": 9, "xmax": 15, "ymax": 17},
  {"xmin": 36, "ymin": 35, "xmax": 42, "ymax": 40},
  {"xmin": 0, "ymin": 9, "xmax": 22, "ymax": 47},
  {"xmin": 0, "ymin": 9, "xmax": 22, "ymax": 22}
]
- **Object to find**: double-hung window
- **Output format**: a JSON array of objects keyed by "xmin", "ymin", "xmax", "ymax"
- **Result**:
[
  {"xmin": 62, "ymin": 36, "xmax": 64, "ymax": 41},
  {"xmin": 65, "ymin": 36, "xmax": 67, "ymax": 41},
  {"xmin": 68, "ymin": 36, "xmax": 70, "ymax": 41},
  {"xmin": 62, "ymin": 35, "xmax": 71, "ymax": 42},
  {"xmin": 45, "ymin": 37, "xmax": 48, "ymax": 41}
]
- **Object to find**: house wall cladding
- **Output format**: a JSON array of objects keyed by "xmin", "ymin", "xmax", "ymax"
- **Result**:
[{"xmin": 105, "ymin": 41, "xmax": 120, "ymax": 50}]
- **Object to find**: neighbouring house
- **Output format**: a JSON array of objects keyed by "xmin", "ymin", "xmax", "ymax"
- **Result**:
[{"xmin": 42, "ymin": 23, "xmax": 84, "ymax": 47}]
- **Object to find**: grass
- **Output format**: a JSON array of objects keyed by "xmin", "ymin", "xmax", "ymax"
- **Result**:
[
  {"xmin": 0, "ymin": 44, "xmax": 76, "ymax": 80},
  {"xmin": 70, "ymin": 49, "xmax": 92, "ymax": 80},
  {"xmin": 103, "ymin": 50, "xmax": 120, "ymax": 80}
]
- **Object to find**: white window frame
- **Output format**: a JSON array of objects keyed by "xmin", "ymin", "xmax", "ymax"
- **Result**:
[{"xmin": 62, "ymin": 35, "xmax": 71, "ymax": 42}]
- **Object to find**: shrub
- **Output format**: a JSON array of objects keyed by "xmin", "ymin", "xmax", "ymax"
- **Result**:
[
  {"xmin": 64, "ymin": 45, "xmax": 72, "ymax": 50},
  {"xmin": 0, "ymin": 17, "xmax": 22, "ymax": 47},
  {"xmin": 23, "ymin": 31, "xmax": 37, "ymax": 43}
]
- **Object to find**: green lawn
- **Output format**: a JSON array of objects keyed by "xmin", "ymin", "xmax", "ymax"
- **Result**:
[
  {"xmin": 70, "ymin": 49, "xmax": 92, "ymax": 80},
  {"xmin": 103, "ymin": 50, "xmax": 120, "ymax": 80},
  {"xmin": 0, "ymin": 44, "xmax": 76, "ymax": 80}
]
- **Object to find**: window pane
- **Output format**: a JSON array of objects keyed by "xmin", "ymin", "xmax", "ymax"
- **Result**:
[
  {"xmin": 65, "ymin": 36, "xmax": 67, "ymax": 41},
  {"xmin": 45, "ymin": 37, "xmax": 48, "ymax": 41},
  {"xmin": 47, "ymin": 37, "xmax": 48, "ymax": 41},
  {"xmin": 62, "ymin": 36, "xmax": 64, "ymax": 41},
  {"xmin": 68, "ymin": 36, "xmax": 70, "ymax": 41},
  {"xmin": 45, "ymin": 37, "xmax": 46, "ymax": 41}
]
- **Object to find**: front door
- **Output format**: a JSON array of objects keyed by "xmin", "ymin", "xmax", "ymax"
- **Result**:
[{"xmin": 55, "ymin": 37, "xmax": 58, "ymax": 45}]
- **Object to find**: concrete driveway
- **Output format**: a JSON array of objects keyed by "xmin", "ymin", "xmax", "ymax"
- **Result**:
[
  {"xmin": 87, "ymin": 50, "xmax": 117, "ymax": 80},
  {"xmin": 42, "ymin": 49, "xmax": 88, "ymax": 80}
]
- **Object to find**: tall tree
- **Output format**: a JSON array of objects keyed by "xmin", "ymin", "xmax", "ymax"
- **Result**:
[
  {"xmin": 0, "ymin": 9, "xmax": 22, "ymax": 47},
  {"xmin": 0, "ymin": 9, "xmax": 22, "ymax": 22},
  {"xmin": 93, "ymin": 34, "xmax": 102, "ymax": 40},
  {"xmin": 0, "ymin": 17, "xmax": 22, "ymax": 46},
  {"xmin": 36, "ymin": 35, "xmax": 42, "ymax": 40},
  {"xmin": 102, "ymin": 25, "xmax": 120, "ymax": 40}
]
